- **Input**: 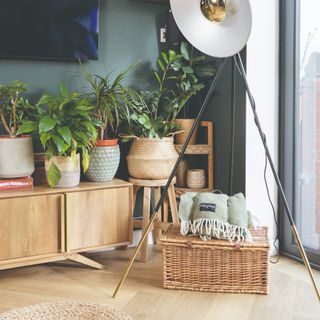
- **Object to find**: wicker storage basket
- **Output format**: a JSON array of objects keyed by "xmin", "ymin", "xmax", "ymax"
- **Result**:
[{"xmin": 161, "ymin": 224, "xmax": 270, "ymax": 294}]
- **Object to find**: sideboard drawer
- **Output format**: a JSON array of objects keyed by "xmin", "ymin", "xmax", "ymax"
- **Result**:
[
  {"xmin": 0, "ymin": 194, "xmax": 62, "ymax": 260},
  {"xmin": 66, "ymin": 186, "xmax": 132, "ymax": 251}
]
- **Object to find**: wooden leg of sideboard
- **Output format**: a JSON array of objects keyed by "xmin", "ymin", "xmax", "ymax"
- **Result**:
[{"xmin": 66, "ymin": 253, "xmax": 104, "ymax": 270}]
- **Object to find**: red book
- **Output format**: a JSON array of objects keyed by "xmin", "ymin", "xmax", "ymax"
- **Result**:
[{"xmin": 0, "ymin": 176, "xmax": 34, "ymax": 191}]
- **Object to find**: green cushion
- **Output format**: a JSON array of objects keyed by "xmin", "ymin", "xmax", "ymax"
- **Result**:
[
  {"xmin": 227, "ymin": 193, "xmax": 247, "ymax": 228},
  {"xmin": 179, "ymin": 191, "xmax": 253, "ymax": 242}
]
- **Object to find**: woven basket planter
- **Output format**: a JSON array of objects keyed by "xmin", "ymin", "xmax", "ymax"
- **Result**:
[
  {"xmin": 161, "ymin": 224, "xmax": 270, "ymax": 294},
  {"xmin": 85, "ymin": 144, "xmax": 120, "ymax": 182},
  {"xmin": 127, "ymin": 137, "xmax": 178, "ymax": 180}
]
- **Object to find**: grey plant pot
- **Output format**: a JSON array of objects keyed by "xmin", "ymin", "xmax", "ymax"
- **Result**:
[
  {"xmin": 0, "ymin": 135, "xmax": 35, "ymax": 178},
  {"xmin": 85, "ymin": 145, "xmax": 120, "ymax": 182}
]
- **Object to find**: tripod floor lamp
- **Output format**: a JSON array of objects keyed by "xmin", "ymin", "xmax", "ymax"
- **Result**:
[{"xmin": 113, "ymin": 0, "xmax": 320, "ymax": 302}]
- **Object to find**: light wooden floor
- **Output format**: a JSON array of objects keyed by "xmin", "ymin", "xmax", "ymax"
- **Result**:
[{"xmin": 0, "ymin": 246, "xmax": 319, "ymax": 320}]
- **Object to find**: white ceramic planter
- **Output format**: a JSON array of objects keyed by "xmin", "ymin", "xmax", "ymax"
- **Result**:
[
  {"xmin": 45, "ymin": 154, "xmax": 80, "ymax": 188},
  {"xmin": 0, "ymin": 135, "xmax": 35, "ymax": 178}
]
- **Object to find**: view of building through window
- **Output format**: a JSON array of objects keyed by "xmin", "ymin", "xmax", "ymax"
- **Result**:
[{"xmin": 299, "ymin": 0, "xmax": 320, "ymax": 250}]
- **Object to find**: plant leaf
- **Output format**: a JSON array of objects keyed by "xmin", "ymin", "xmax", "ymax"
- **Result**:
[
  {"xmin": 161, "ymin": 52, "xmax": 169, "ymax": 64},
  {"xmin": 168, "ymin": 50, "xmax": 177, "ymax": 61},
  {"xmin": 192, "ymin": 55, "xmax": 206, "ymax": 63},
  {"xmin": 82, "ymin": 150, "xmax": 90, "ymax": 172},
  {"xmin": 182, "ymin": 66, "xmax": 194, "ymax": 74},
  {"xmin": 180, "ymin": 42, "xmax": 191, "ymax": 61},
  {"xmin": 194, "ymin": 64, "xmax": 217, "ymax": 78},
  {"xmin": 47, "ymin": 163, "xmax": 61, "ymax": 188},
  {"xmin": 154, "ymin": 72, "xmax": 161, "ymax": 84},
  {"xmin": 71, "ymin": 150, "xmax": 77, "ymax": 167},
  {"xmin": 16, "ymin": 121, "xmax": 38, "ymax": 135},
  {"xmin": 40, "ymin": 132, "xmax": 51, "ymax": 147},
  {"xmin": 39, "ymin": 116, "xmax": 56, "ymax": 133},
  {"xmin": 157, "ymin": 58, "xmax": 165, "ymax": 71},
  {"xmin": 171, "ymin": 60, "xmax": 183, "ymax": 71},
  {"xmin": 59, "ymin": 83, "xmax": 68, "ymax": 97},
  {"xmin": 58, "ymin": 126, "xmax": 72, "ymax": 144},
  {"xmin": 36, "ymin": 94, "xmax": 52, "ymax": 107},
  {"xmin": 52, "ymin": 134, "xmax": 66, "ymax": 153}
]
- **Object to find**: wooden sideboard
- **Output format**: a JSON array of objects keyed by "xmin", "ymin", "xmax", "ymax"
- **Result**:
[{"xmin": 0, "ymin": 179, "xmax": 133, "ymax": 271}]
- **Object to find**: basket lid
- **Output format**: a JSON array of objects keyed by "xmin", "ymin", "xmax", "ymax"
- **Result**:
[{"xmin": 161, "ymin": 224, "xmax": 269, "ymax": 249}]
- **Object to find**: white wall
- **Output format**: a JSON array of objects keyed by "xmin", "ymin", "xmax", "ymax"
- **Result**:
[{"xmin": 246, "ymin": 0, "xmax": 279, "ymax": 253}]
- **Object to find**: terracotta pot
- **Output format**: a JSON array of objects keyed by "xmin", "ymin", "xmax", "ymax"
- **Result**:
[
  {"xmin": 0, "ymin": 135, "xmax": 35, "ymax": 178},
  {"xmin": 96, "ymin": 138, "xmax": 118, "ymax": 147},
  {"xmin": 174, "ymin": 119, "xmax": 198, "ymax": 145},
  {"xmin": 45, "ymin": 154, "xmax": 80, "ymax": 188},
  {"xmin": 127, "ymin": 137, "xmax": 178, "ymax": 180}
]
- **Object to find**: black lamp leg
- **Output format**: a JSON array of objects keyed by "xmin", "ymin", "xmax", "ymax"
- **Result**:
[
  {"xmin": 112, "ymin": 58, "xmax": 228, "ymax": 298},
  {"xmin": 234, "ymin": 53, "xmax": 320, "ymax": 302}
]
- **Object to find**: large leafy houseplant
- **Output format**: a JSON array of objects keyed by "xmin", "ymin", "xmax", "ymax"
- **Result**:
[
  {"xmin": 125, "ymin": 42, "xmax": 216, "ymax": 180},
  {"xmin": 19, "ymin": 84, "xmax": 98, "ymax": 187},
  {"xmin": 0, "ymin": 81, "xmax": 28, "ymax": 136},
  {"xmin": 124, "ymin": 42, "xmax": 216, "ymax": 139},
  {"xmin": 84, "ymin": 66, "xmax": 136, "ymax": 141},
  {"xmin": 83, "ymin": 67, "xmax": 138, "ymax": 182}
]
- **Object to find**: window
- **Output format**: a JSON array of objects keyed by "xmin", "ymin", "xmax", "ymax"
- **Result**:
[{"xmin": 280, "ymin": 0, "xmax": 320, "ymax": 267}]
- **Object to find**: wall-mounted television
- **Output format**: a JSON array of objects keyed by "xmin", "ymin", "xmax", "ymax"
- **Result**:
[{"xmin": 0, "ymin": 0, "xmax": 99, "ymax": 61}]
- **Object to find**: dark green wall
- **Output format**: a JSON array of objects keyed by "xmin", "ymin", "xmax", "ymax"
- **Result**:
[
  {"xmin": 0, "ymin": 0, "xmax": 166, "ymax": 95},
  {"xmin": 197, "ymin": 56, "xmax": 246, "ymax": 195},
  {"xmin": 0, "ymin": 0, "xmax": 245, "ymax": 195}
]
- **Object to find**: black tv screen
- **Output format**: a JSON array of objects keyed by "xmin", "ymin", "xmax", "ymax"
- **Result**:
[{"xmin": 0, "ymin": 0, "xmax": 99, "ymax": 61}]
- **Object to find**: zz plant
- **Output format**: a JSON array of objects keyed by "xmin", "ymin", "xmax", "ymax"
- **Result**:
[
  {"xmin": 124, "ymin": 42, "xmax": 216, "ymax": 139},
  {"xmin": 19, "ymin": 83, "xmax": 98, "ymax": 187}
]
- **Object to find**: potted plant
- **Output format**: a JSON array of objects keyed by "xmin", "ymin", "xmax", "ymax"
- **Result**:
[
  {"xmin": 83, "ymin": 67, "xmax": 135, "ymax": 182},
  {"xmin": 123, "ymin": 43, "xmax": 212, "ymax": 180},
  {"xmin": 19, "ymin": 83, "xmax": 97, "ymax": 188},
  {"xmin": 0, "ymin": 81, "xmax": 35, "ymax": 178}
]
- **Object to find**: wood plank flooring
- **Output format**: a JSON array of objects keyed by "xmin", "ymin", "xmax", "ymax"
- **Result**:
[{"xmin": 0, "ymin": 246, "xmax": 319, "ymax": 320}]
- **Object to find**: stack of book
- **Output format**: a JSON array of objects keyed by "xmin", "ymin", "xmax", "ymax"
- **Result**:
[
  {"xmin": 33, "ymin": 153, "xmax": 47, "ymax": 186},
  {"xmin": 0, "ymin": 176, "xmax": 33, "ymax": 191}
]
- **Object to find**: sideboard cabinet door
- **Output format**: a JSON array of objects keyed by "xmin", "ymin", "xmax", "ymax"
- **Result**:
[
  {"xmin": 66, "ymin": 187, "xmax": 132, "ymax": 251},
  {"xmin": 0, "ymin": 195, "xmax": 62, "ymax": 261}
]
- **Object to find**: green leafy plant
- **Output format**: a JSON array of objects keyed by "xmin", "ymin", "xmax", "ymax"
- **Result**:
[
  {"xmin": 0, "ymin": 81, "xmax": 29, "ymax": 136},
  {"xmin": 123, "ymin": 42, "xmax": 216, "ymax": 139},
  {"xmin": 18, "ymin": 83, "xmax": 98, "ymax": 187},
  {"xmin": 84, "ymin": 65, "xmax": 139, "ymax": 140}
]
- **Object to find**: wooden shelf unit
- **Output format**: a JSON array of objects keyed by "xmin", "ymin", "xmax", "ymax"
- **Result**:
[
  {"xmin": 174, "ymin": 121, "xmax": 214, "ymax": 196},
  {"xmin": 0, "ymin": 179, "xmax": 133, "ymax": 271}
]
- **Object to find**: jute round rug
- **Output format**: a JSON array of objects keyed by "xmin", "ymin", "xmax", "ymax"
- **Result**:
[{"xmin": 0, "ymin": 302, "xmax": 132, "ymax": 320}]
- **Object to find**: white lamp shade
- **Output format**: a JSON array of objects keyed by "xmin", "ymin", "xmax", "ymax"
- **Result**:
[{"xmin": 169, "ymin": 0, "xmax": 252, "ymax": 58}]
